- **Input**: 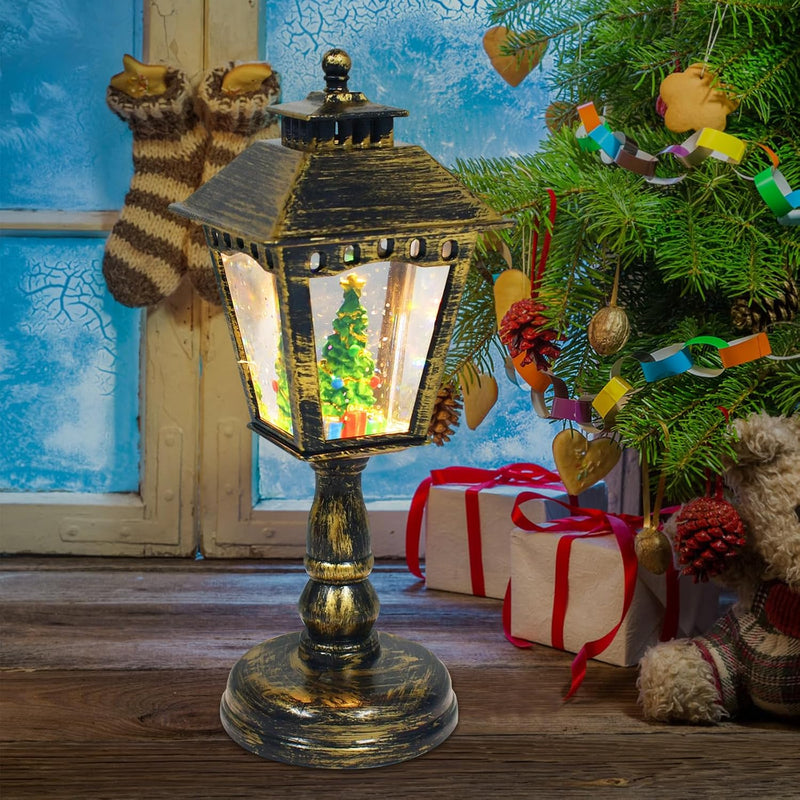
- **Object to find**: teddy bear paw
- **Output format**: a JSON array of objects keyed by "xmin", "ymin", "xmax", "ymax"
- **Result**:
[{"xmin": 638, "ymin": 640, "xmax": 727, "ymax": 723}]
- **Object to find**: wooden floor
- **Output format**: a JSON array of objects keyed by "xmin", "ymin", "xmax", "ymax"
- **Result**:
[{"xmin": 1, "ymin": 558, "xmax": 798, "ymax": 799}]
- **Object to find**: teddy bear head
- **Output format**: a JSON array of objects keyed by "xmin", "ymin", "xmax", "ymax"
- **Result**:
[{"xmin": 722, "ymin": 413, "xmax": 800, "ymax": 593}]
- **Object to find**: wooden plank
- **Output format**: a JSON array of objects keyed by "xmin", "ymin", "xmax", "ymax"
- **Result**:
[
  {"xmin": 2, "ymin": 734, "xmax": 798, "ymax": 800},
  {"xmin": 2, "ymin": 559, "xmax": 799, "ymax": 799},
  {"xmin": 4, "ymin": 666, "xmax": 792, "ymax": 745},
  {"xmin": 0, "ymin": 210, "xmax": 118, "ymax": 235}
]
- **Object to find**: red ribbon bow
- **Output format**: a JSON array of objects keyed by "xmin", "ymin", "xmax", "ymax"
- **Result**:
[
  {"xmin": 504, "ymin": 496, "xmax": 680, "ymax": 698},
  {"xmin": 405, "ymin": 463, "xmax": 568, "ymax": 597}
]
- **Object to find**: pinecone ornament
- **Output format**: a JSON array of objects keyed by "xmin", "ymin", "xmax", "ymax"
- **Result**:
[
  {"xmin": 675, "ymin": 496, "xmax": 747, "ymax": 582},
  {"xmin": 731, "ymin": 277, "xmax": 798, "ymax": 332},
  {"xmin": 499, "ymin": 298, "xmax": 560, "ymax": 370},
  {"xmin": 427, "ymin": 385, "xmax": 462, "ymax": 446}
]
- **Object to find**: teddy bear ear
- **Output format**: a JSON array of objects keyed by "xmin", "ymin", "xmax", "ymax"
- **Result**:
[{"xmin": 729, "ymin": 413, "xmax": 800, "ymax": 466}]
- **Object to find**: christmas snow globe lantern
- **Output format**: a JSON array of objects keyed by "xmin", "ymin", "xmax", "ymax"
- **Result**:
[{"xmin": 171, "ymin": 49, "xmax": 509, "ymax": 769}]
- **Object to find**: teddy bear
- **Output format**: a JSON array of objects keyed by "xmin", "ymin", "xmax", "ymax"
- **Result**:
[{"xmin": 638, "ymin": 412, "xmax": 800, "ymax": 722}]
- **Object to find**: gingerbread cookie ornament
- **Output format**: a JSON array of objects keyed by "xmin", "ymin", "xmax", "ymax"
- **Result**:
[{"xmin": 659, "ymin": 63, "xmax": 739, "ymax": 133}]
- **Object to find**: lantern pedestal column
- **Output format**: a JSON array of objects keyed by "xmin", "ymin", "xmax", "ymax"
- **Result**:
[{"xmin": 219, "ymin": 456, "xmax": 458, "ymax": 768}]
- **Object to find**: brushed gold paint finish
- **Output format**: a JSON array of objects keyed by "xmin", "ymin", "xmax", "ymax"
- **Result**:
[
  {"xmin": 220, "ymin": 631, "xmax": 458, "ymax": 769},
  {"xmin": 304, "ymin": 555, "xmax": 374, "ymax": 583},
  {"xmin": 168, "ymin": 51, "xmax": 511, "ymax": 767},
  {"xmin": 219, "ymin": 457, "xmax": 458, "ymax": 767}
]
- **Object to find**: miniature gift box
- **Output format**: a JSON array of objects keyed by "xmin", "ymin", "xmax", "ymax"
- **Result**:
[
  {"xmin": 408, "ymin": 464, "xmax": 607, "ymax": 599},
  {"xmin": 509, "ymin": 524, "xmax": 720, "ymax": 667}
]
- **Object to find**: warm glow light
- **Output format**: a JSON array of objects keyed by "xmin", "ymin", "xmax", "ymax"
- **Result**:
[
  {"xmin": 221, "ymin": 252, "xmax": 293, "ymax": 434},
  {"xmin": 309, "ymin": 261, "xmax": 449, "ymax": 440}
]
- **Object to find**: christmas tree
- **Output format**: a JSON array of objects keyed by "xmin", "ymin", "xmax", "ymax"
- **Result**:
[
  {"xmin": 318, "ymin": 273, "xmax": 377, "ymax": 420},
  {"xmin": 447, "ymin": 0, "xmax": 799, "ymax": 500}
]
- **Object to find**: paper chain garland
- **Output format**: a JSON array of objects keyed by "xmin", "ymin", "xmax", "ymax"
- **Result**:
[
  {"xmin": 531, "ymin": 330, "xmax": 792, "ymax": 431},
  {"xmin": 576, "ymin": 101, "xmax": 800, "ymax": 226}
]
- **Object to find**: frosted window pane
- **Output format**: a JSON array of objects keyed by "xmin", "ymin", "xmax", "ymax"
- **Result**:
[
  {"xmin": 0, "ymin": 0, "xmax": 142, "ymax": 210},
  {"xmin": 257, "ymin": 375, "xmax": 556, "ymax": 502},
  {"xmin": 264, "ymin": 0, "xmax": 552, "ymax": 165},
  {"xmin": 311, "ymin": 263, "xmax": 448, "ymax": 440},
  {"xmin": 221, "ymin": 252, "xmax": 291, "ymax": 434},
  {"xmin": 0, "ymin": 238, "xmax": 141, "ymax": 492}
]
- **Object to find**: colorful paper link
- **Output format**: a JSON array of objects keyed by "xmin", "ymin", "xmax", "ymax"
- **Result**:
[
  {"xmin": 592, "ymin": 376, "xmax": 632, "ymax": 418},
  {"xmin": 629, "ymin": 333, "xmax": 773, "ymax": 384},
  {"xmin": 533, "ymin": 332, "xmax": 784, "ymax": 431},
  {"xmin": 530, "ymin": 372, "xmax": 594, "ymax": 425},
  {"xmin": 575, "ymin": 101, "xmax": 797, "ymax": 223},
  {"xmin": 754, "ymin": 166, "xmax": 800, "ymax": 226},
  {"xmin": 719, "ymin": 332, "xmax": 772, "ymax": 367}
]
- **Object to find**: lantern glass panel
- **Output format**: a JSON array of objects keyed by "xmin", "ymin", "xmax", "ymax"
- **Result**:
[
  {"xmin": 310, "ymin": 261, "xmax": 449, "ymax": 440},
  {"xmin": 220, "ymin": 251, "xmax": 292, "ymax": 435}
]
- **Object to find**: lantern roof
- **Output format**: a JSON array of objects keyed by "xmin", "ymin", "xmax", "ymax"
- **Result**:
[
  {"xmin": 171, "ymin": 140, "xmax": 508, "ymax": 245},
  {"xmin": 170, "ymin": 49, "xmax": 509, "ymax": 245}
]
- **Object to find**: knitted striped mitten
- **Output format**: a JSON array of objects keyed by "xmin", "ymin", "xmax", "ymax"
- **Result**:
[
  {"xmin": 186, "ymin": 62, "xmax": 281, "ymax": 304},
  {"xmin": 103, "ymin": 67, "xmax": 207, "ymax": 307}
]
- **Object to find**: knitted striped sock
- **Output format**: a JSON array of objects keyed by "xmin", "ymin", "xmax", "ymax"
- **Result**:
[
  {"xmin": 186, "ymin": 63, "xmax": 281, "ymax": 304},
  {"xmin": 103, "ymin": 68, "xmax": 207, "ymax": 307}
]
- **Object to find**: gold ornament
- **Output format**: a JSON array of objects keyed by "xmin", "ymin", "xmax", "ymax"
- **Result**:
[
  {"xmin": 109, "ymin": 54, "xmax": 168, "ymax": 98},
  {"xmin": 634, "ymin": 526, "xmax": 673, "ymax": 575},
  {"xmin": 340, "ymin": 273, "xmax": 367, "ymax": 294},
  {"xmin": 222, "ymin": 62, "xmax": 274, "ymax": 95},
  {"xmin": 588, "ymin": 305, "xmax": 630, "ymax": 356},
  {"xmin": 552, "ymin": 429, "xmax": 622, "ymax": 496},
  {"xmin": 545, "ymin": 101, "xmax": 578, "ymax": 133}
]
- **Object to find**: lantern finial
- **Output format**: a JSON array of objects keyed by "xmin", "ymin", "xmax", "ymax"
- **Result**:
[{"xmin": 323, "ymin": 49, "xmax": 352, "ymax": 95}]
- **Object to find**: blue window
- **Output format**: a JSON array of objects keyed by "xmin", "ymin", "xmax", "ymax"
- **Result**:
[{"xmin": 0, "ymin": 0, "xmax": 144, "ymax": 493}]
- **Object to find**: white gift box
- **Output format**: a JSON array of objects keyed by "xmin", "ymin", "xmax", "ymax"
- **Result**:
[
  {"xmin": 422, "ymin": 481, "xmax": 607, "ymax": 599},
  {"xmin": 509, "ymin": 527, "xmax": 721, "ymax": 666}
]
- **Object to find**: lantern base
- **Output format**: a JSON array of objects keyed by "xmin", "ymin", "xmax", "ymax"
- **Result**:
[{"xmin": 220, "ymin": 631, "xmax": 458, "ymax": 769}]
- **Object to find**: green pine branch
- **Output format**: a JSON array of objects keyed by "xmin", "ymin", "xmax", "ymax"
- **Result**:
[{"xmin": 447, "ymin": 0, "xmax": 799, "ymax": 495}]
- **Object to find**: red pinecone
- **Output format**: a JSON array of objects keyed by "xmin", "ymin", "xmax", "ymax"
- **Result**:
[
  {"xmin": 499, "ymin": 298, "xmax": 560, "ymax": 370},
  {"xmin": 675, "ymin": 497, "xmax": 747, "ymax": 582}
]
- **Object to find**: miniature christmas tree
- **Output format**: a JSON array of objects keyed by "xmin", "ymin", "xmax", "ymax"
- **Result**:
[
  {"xmin": 449, "ymin": 0, "xmax": 799, "ymax": 499},
  {"xmin": 318, "ymin": 273, "xmax": 377, "ymax": 420}
]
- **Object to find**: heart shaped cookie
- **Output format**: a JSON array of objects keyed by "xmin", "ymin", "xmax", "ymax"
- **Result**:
[
  {"xmin": 459, "ymin": 370, "xmax": 498, "ymax": 430},
  {"xmin": 483, "ymin": 26, "xmax": 547, "ymax": 87},
  {"xmin": 552, "ymin": 429, "xmax": 621, "ymax": 495}
]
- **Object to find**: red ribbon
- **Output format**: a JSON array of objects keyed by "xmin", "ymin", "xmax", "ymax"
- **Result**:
[
  {"xmin": 505, "ymin": 497, "xmax": 681, "ymax": 698},
  {"xmin": 531, "ymin": 188, "xmax": 558, "ymax": 296},
  {"xmin": 405, "ymin": 463, "xmax": 566, "ymax": 596}
]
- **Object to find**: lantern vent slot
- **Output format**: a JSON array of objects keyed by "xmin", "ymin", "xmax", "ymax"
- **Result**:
[
  {"xmin": 377, "ymin": 238, "xmax": 394, "ymax": 258},
  {"xmin": 223, "ymin": 232, "xmax": 232, "ymax": 248},
  {"xmin": 441, "ymin": 240, "xmax": 458, "ymax": 260},
  {"xmin": 309, "ymin": 252, "xmax": 325, "ymax": 272},
  {"xmin": 343, "ymin": 244, "xmax": 359, "ymax": 264},
  {"xmin": 250, "ymin": 243, "xmax": 260, "ymax": 260},
  {"xmin": 409, "ymin": 238, "xmax": 425, "ymax": 259}
]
